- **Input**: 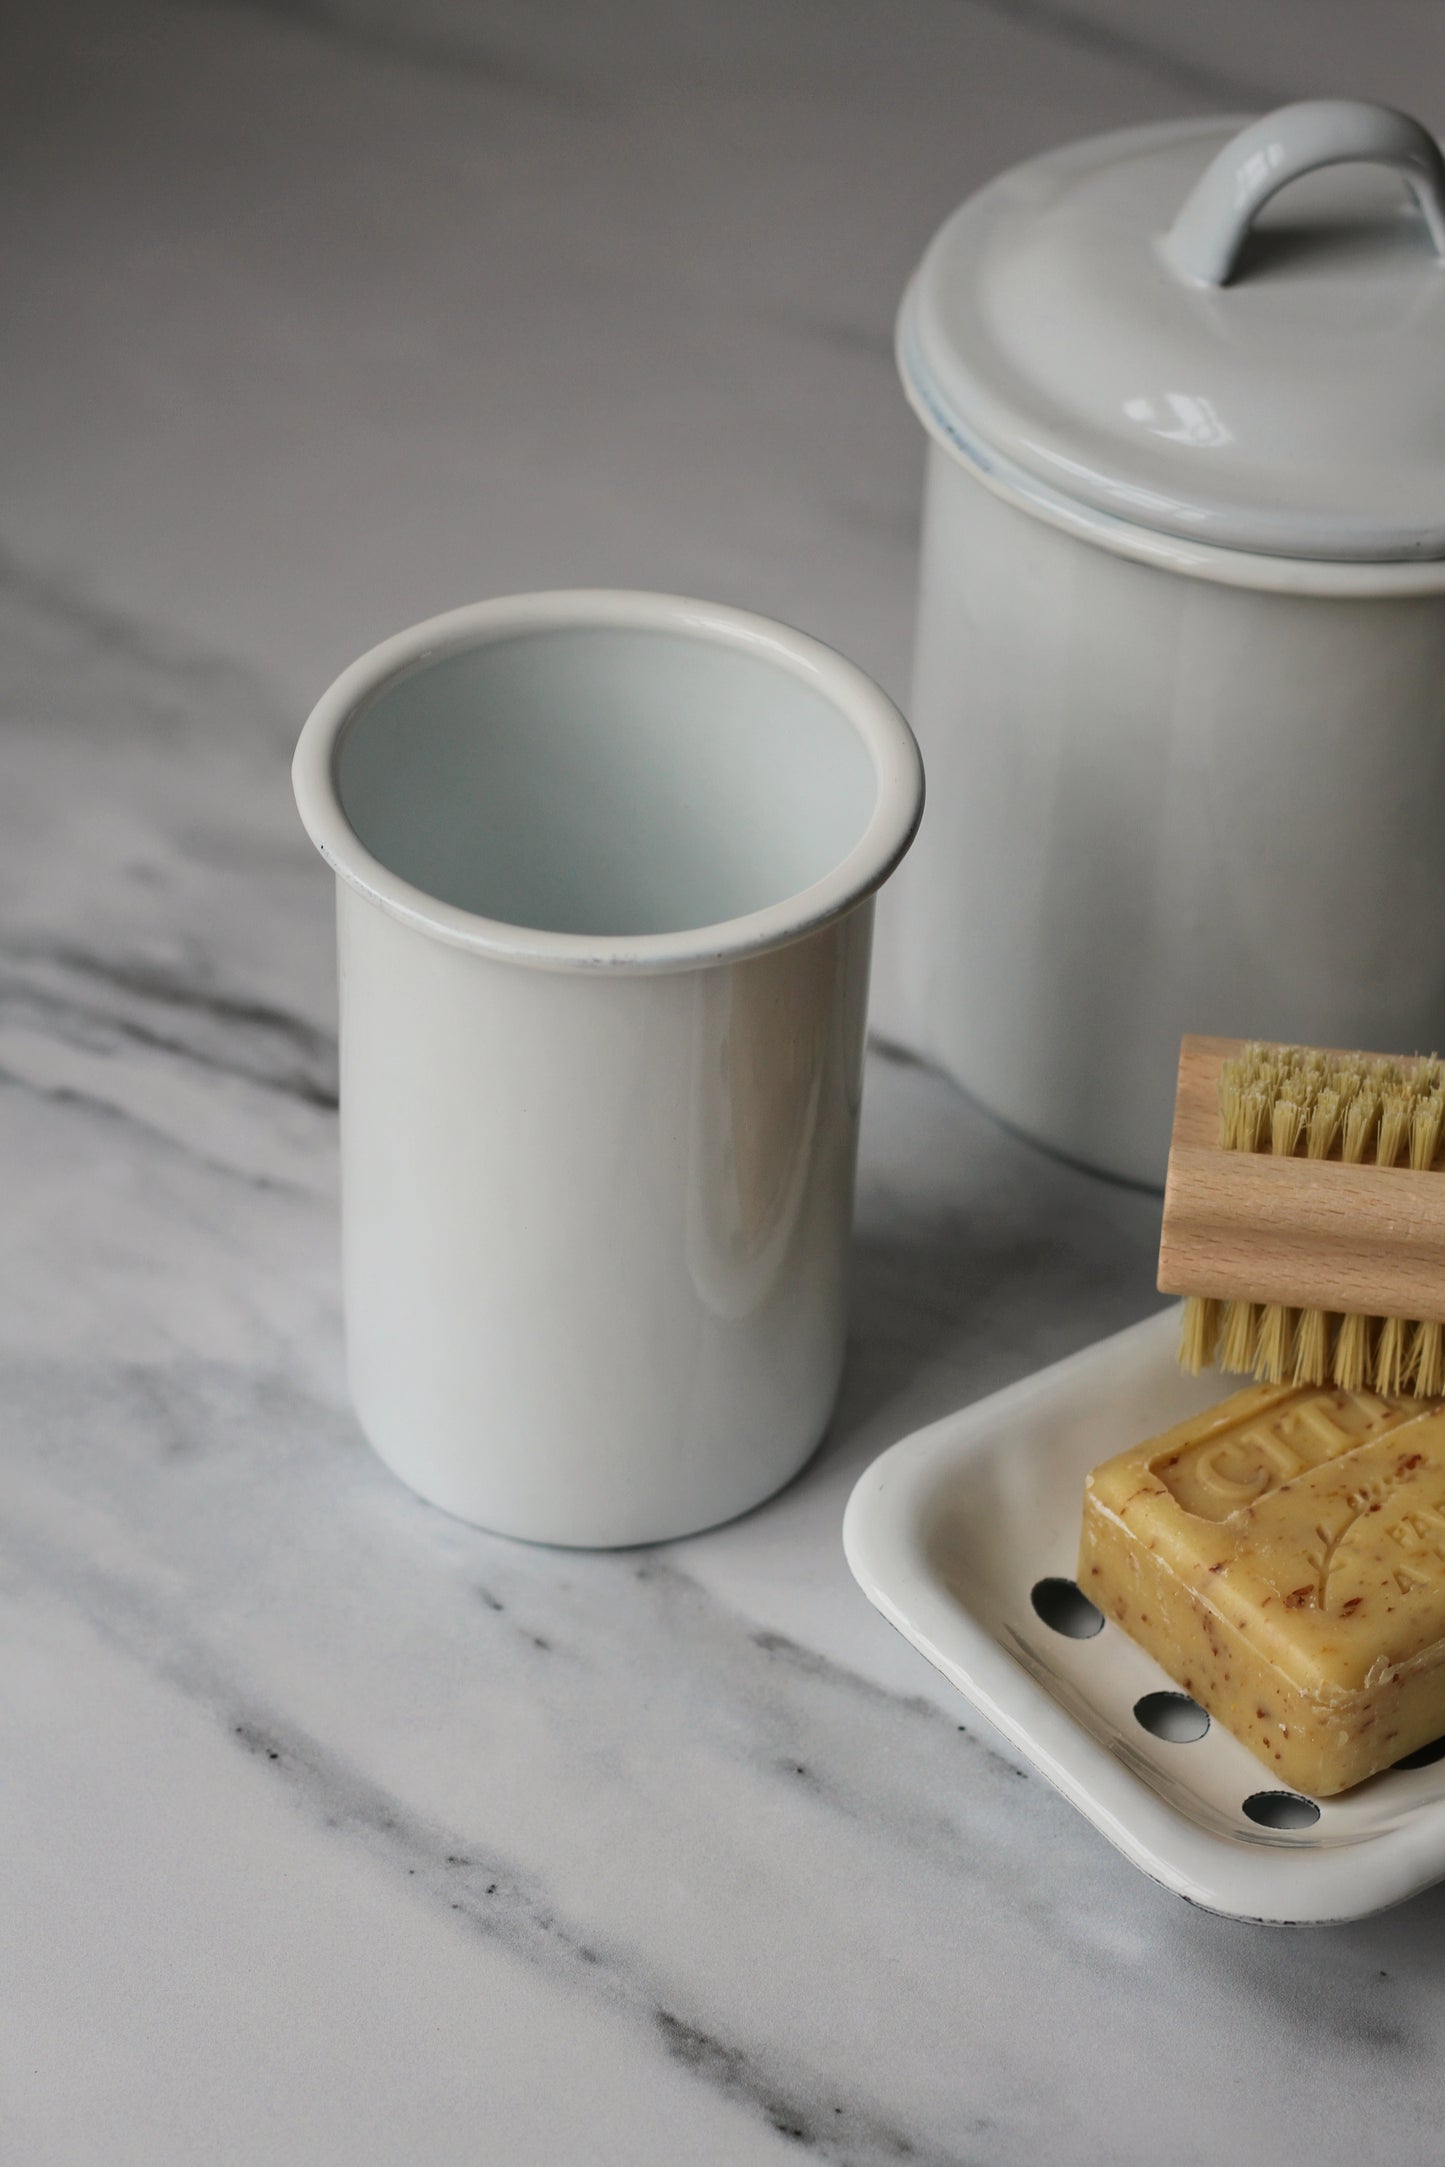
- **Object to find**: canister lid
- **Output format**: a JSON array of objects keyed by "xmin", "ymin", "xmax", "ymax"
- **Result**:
[{"xmin": 900, "ymin": 102, "xmax": 1445, "ymax": 561}]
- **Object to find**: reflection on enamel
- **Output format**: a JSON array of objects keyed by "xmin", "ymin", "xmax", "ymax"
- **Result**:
[
  {"xmin": 686, "ymin": 937, "xmax": 830, "ymax": 1320},
  {"xmin": 1122, "ymin": 392, "xmax": 1233, "ymax": 447},
  {"xmin": 1234, "ymin": 140, "xmax": 1288, "ymax": 205},
  {"xmin": 686, "ymin": 911, "xmax": 871, "ymax": 1324}
]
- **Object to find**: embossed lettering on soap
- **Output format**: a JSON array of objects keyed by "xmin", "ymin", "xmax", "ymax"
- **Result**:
[
  {"xmin": 1149, "ymin": 1387, "xmax": 1445, "ymax": 1621},
  {"xmin": 1152, "ymin": 1387, "xmax": 1409, "ymax": 1521}
]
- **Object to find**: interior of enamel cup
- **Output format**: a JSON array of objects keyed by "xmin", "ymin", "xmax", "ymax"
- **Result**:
[{"xmin": 334, "ymin": 625, "xmax": 879, "ymax": 937}]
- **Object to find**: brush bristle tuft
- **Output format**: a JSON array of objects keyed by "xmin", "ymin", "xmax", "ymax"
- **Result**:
[
  {"xmin": 1412, "ymin": 1320, "xmax": 1445, "ymax": 1398},
  {"xmin": 1333, "ymin": 1311, "xmax": 1373, "ymax": 1392},
  {"xmin": 1375, "ymin": 1314, "xmax": 1410, "ymax": 1395},
  {"xmin": 1178, "ymin": 1296, "xmax": 1218, "ymax": 1374},
  {"xmin": 1217, "ymin": 1042, "xmax": 1444, "ymax": 1168},
  {"xmin": 1255, "ymin": 1303, "xmax": 1294, "ymax": 1384},
  {"xmin": 1411, "ymin": 1088, "xmax": 1445, "ymax": 1172},
  {"xmin": 1218, "ymin": 1299, "xmax": 1259, "ymax": 1374},
  {"xmin": 1292, "ymin": 1309, "xmax": 1331, "ymax": 1387}
]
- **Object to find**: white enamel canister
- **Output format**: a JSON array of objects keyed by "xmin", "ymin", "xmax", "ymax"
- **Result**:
[
  {"xmin": 894, "ymin": 101, "xmax": 1445, "ymax": 1186},
  {"xmin": 293, "ymin": 592, "xmax": 922, "ymax": 1546}
]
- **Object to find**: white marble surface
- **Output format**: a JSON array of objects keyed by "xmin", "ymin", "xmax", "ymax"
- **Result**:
[{"xmin": 5, "ymin": 3, "xmax": 1445, "ymax": 2160}]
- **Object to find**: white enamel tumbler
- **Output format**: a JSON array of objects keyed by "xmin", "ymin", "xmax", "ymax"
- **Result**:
[{"xmin": 293, "ymin": 592, "xmax": 922, "ymax": 1545}]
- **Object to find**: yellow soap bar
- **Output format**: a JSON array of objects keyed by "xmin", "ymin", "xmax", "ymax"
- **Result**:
[{"xmin": 1079, "ymin": 1382, "xmax": 1445, "ymax": 1795}]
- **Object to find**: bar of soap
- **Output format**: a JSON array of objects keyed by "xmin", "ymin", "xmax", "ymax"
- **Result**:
[{"xmin": 1079, "ymin": 1382, "xmax": 1445, "ymax": 1795}]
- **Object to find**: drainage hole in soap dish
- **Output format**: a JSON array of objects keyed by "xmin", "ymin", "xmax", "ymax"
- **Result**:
[
  {"xmin": 1030, "ymin": 1577, "xmax": 1104, "ymax": 1639},
  {"xmin": 1242, "ymin": 1791, "xmax": 1321, "ymax": 1830},
  {"xmin": 1134, "ymin": 1691, "xmax": 1210, "ymax": 1743},
  {"xmin": 1394, "ymin": 1735, "xmax": 1445, "ymax": 1771}
]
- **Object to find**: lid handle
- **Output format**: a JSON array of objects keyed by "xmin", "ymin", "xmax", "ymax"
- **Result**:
[{"xmin": 1164, "ymin": 99, "xmax": 1445, "ymax": 286}]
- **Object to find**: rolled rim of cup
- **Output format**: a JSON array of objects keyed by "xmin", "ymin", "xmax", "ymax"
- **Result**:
[{"xmin": 292, "ymin": 589, "xmax": 924, "ymax": 975}]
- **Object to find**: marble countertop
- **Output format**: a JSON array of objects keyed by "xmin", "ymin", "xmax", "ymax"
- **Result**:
[{"xmin": 6, "ymin": 3, "xmax": 1445, "ymax": 2159}]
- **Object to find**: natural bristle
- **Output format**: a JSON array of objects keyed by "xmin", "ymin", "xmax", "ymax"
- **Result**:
[
  {"xmin": 1307, "ymin": 1089, "xmax": 1342, "ymax": 1161},
  {"xmin": 1412, "ymin": 1091, "xmax": 1445, "ymax": 1172},
  {"xmin": 1255, "ymin": 1303, "xmax": 1294, "ymax": 1384},
  {"xmin": 1218, "ymin": 1299, "xmax": 1259, "ymax": 1374},
  {"xmin": 1378, "ymin": 1091, "xmax": 1412, "ymax": 1170},
  {"xmin": 1270, "ymin": 1098, "xmax": 1304, "ymax": 1159},
  {"xmin": 1342, "ymin": 1089, "xmax": 1381, "ymax": 1164},
  {"xmin": 1204, "ymin": 1300, "xmax": 1445, "ymax": 1400},
  {"xmin": 1333, "ymin": 1311, "xmax": 1372, "ymax": 1393},
  {"xmin": 1292, "ymin": 1308, "xmax": 1331, "ymax": 1387},
  {"xmin": 1413, "ymin": 1320, "xmax": 1445, "ymax": 1398},
  {"xmin": 1178, "ymin": 1295, "xmax": 1218, "ymax": 1374},
  {"xmin": 1216, "ymin": 1041, "xmax": 1445, "ymax": 1171},
  {"xmin": 1375, "ymin": 1314, "xmax": 1409, "ymax": 1396}
]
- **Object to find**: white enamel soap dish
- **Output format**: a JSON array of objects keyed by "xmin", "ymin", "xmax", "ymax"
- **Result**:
[{"xmin": 843, "ymin": 1306, "xmax": 1445, "ymax": 1924}]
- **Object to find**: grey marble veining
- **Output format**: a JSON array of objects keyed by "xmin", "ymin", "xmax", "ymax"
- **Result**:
[{"xmin": 6, "ymin": 3, "xmax": 1445, "ymax": 2161}]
